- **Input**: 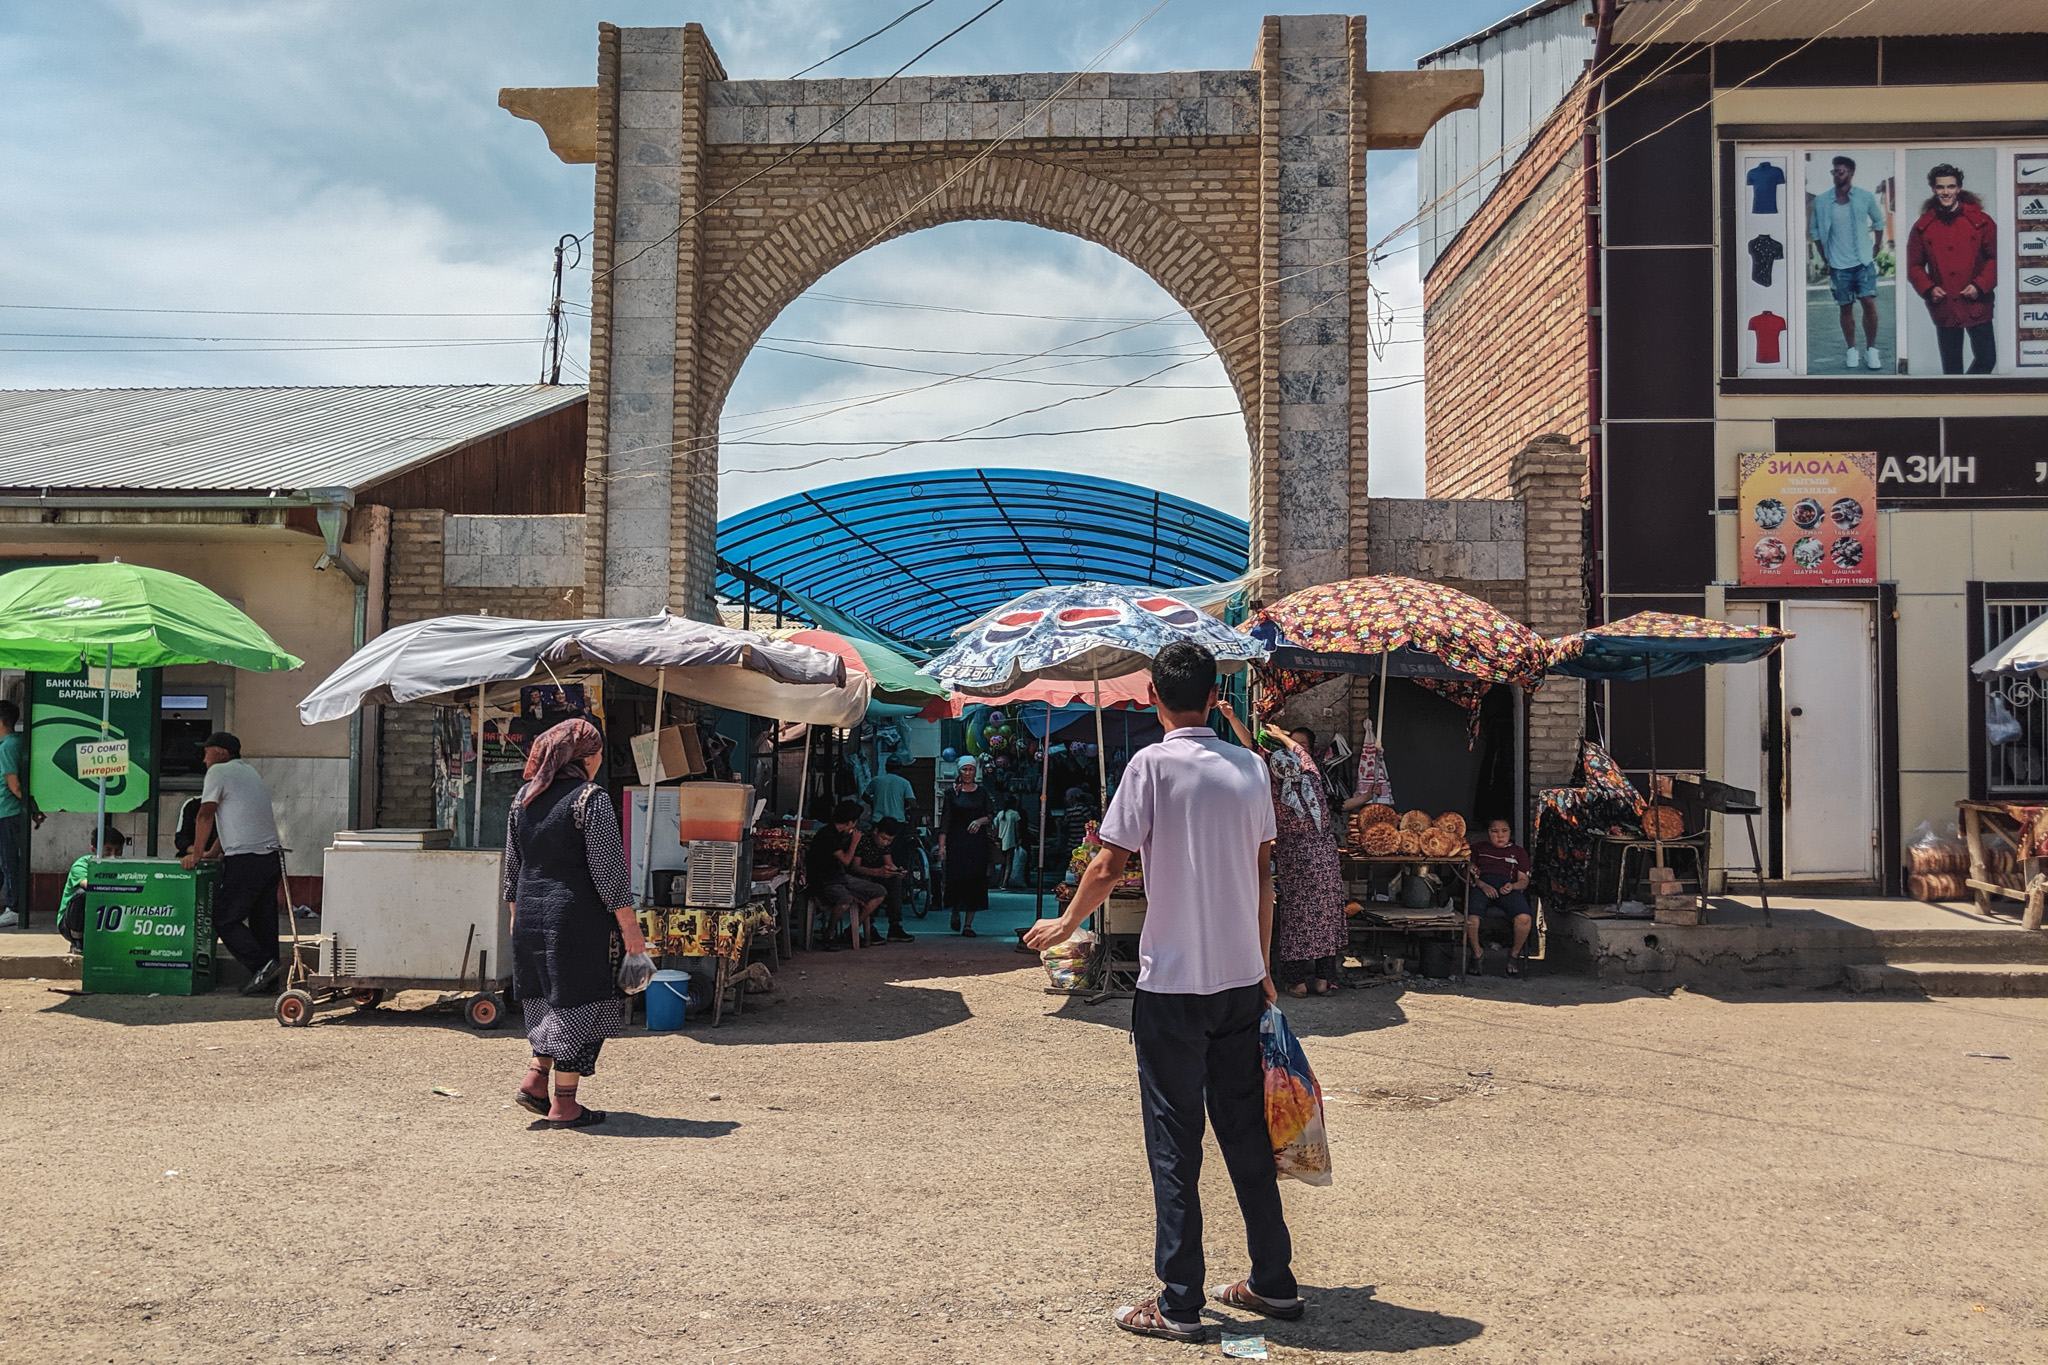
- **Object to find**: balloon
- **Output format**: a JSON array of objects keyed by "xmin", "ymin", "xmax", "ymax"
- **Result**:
[
  {"xmin": 986, "ymin": 732, "xmax": 1008, "ymax": 752},
  {"xmin": 941, "ymin": 747, "xmax": 959, "ymax": 763}
]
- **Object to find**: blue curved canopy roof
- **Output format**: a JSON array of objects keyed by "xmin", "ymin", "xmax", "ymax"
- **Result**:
[{"xmin": 717, "ymin": 468, "xmax": 1248, "ymax": 643}]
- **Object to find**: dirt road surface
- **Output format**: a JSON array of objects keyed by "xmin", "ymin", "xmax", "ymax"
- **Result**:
[{"xmin": 3, "ymin": 941, "xmax": 2041, "ymax": 1364}]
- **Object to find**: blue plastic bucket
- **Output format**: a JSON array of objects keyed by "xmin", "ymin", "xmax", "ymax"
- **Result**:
[{"xmin": 645, "ymin": 969, "xmax": 692, "ymax": 1031}]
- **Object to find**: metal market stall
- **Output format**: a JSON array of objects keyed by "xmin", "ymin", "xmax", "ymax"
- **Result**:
[
  {"xmin": 1248, "ymin": 576, "xmax": 1552, "ymax": 979},
  {"xmin": 1964, "ymin": 613, "xmax": 2048, "ymax": 926},
  {"xmin": 1543, "ymin": 612, "xmax": 1790, "ymax": 923},
  {"xmin": 292, "ymin": 611, "xmax": 869, "ymax": 1028}
]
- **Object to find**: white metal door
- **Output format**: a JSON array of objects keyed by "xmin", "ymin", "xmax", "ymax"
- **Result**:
[
  {"xmin": 1720, "ymin": 603, "xmax": 1772, "ymax": 870},
  {"xmin": 1782, "ymin": 601, "xmax": 1877, "ymax": 880}
]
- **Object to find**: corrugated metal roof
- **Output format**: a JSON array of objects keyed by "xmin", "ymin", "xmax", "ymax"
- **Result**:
[
  {"xmin": 1614, "ymin": 0, "xmax": 2048, "ymax": 42},
  {"xmin": 1418, "ymin": 0, "xmax": 1584, "ymax": 68},
  {"xmin": 0, "ymin": 384, "xmax": 587, "ymax": 494}
]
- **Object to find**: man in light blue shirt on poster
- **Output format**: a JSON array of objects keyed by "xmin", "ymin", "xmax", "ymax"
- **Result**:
[{"xmin": 1810, "ymin": 154, "xmax": 1888, "ymax": 372}]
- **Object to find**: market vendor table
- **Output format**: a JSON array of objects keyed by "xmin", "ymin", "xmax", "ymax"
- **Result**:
[
  {"xmin": 1343, "ymin": 856, "xmax": 1474, "ymax": 980},
  {"xmin": 1956, "ymin": 800, "xmax": 2048, "ymax": 928},
  {"xmin": 640, "ymin": 899, "xmax": 777, "ymax": 1025}
]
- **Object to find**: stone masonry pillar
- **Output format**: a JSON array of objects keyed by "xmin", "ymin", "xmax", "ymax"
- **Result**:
[
  {"xmin": 1509, "ymin": 434, "xmax": 1588, "ymax": 800},
  {"xmin": 1256, "ymin": 14, "xmax": 1370, "ymax": 740},
  {"xmin": 586, "ymin": 23, "xmax": 725, "ymax": 620}
]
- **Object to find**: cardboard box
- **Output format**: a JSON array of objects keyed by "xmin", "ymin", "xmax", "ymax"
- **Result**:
[{"xmin": 630, "ymin": 725, "xmax": 706, "ymax": 785}]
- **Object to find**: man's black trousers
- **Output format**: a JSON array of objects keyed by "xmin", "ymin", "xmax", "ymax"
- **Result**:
[
  {"xmin": 215, "ymin": 851, "xmax": 283, "ymax": 974},
  {"xmin": 1131, "ymin": 983, "xmax": 1296, "ymax": 1320}
]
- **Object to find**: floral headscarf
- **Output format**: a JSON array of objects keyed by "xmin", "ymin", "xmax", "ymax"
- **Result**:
[{"xmin": 518, "ymin": 718, "xmax": 603, "ymax": 807}]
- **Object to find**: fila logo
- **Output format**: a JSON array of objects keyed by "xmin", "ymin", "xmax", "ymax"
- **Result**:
[
  {"xmin": 2023, "ymin": 306, "xmax": 2048, "ymax": 326},
  {"xmin": 2022, "ymin": 196, "xmax": 2048, "ymax": 218},
  {"xmin": 2018, "ymin": 156, "xmax": 2048, "ymax": 183},
  {"xmin": 2022, "ymin": 232, "xmax": 2048, "ymax": 255}
]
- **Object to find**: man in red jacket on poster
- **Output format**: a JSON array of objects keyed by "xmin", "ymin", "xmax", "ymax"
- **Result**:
[{"xmin": 1906, "ymin": 163, "xmax": 1998, "ymax": 375}]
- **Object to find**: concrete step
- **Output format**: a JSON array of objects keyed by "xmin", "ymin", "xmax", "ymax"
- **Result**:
[{"xmin": 1845, "ymin": 961, "xmax": 2048, "ymax": 997}]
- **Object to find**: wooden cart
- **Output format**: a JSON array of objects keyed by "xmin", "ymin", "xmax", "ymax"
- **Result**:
[{"xmin": 1955, "ymin": 800, "xmax": 2048, "ymax": 929}]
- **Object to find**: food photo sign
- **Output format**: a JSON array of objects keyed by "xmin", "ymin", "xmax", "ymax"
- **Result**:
[{"xmin": 1739, "ymin": 451, "xmax": 1877, "ymax": 587}]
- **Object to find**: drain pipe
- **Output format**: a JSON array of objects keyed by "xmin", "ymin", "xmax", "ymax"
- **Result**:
[
  {"xmin": 309, "ymin": 489, "xmax": 369, "ymax": 831},
  {"xmin": 1582, "ymin": 0, "xmax": 1617, "ymax": 632}
]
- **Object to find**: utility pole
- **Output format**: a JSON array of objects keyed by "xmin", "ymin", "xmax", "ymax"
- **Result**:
[{"xmin": 542, "ymin": 233, "xmax": 581, "ymax": 385}]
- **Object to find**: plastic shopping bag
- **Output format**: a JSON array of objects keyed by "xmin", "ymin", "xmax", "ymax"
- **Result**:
[
  {"xmin": 1039, "ymin": 930, "xmax": 1095, "ymax": 991},
  {"xmin": 617, "ymin": 951, "xmax": 657, "ymax": 995},
  {"xmin": 1259, "ymin": 1006, "xmax": 1333, "ymax": 1186}
]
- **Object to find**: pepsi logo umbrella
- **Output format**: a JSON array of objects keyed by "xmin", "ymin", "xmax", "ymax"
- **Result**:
[{"xmin": 920, "ymin": 581, "xmax": 1266, "ymax": 696}]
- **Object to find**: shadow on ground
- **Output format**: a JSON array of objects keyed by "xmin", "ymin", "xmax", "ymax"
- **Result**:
[
  {"xmin": 521, "ymin": 1113, "xmax": 740, "ymax": 1139},
  {"xmin": 1226, "ymin": 1284, "xmax": 1483, "ymax": 1354}
]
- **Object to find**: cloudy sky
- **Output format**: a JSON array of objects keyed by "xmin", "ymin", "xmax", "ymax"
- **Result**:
[{"xmin": 2, "ymin": 0, "xmax": 1520, "ymax": 515}]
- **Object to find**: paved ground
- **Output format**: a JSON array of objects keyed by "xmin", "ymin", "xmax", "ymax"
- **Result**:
[{"xmin": 3, "ymin": 929, "xmax": 2041, "ymax": 1364}]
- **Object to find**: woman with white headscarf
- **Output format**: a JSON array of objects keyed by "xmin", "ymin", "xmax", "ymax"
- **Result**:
[
  {"xmin": 1219, "ymin": 701, "xmax": 1348, "ymax": 996},
  {"xmin": 938, "ymin": 755, "xmax": 996, "ymax": 936}
]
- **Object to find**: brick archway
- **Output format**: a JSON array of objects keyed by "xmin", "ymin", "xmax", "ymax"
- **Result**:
[
  {"xmin": 694, "ymin": 155, "xmax": 1262, "ymax": 446},
  {"xmin": 505, "ymin": 14, "xmax": 1481, "ymax": 650}
]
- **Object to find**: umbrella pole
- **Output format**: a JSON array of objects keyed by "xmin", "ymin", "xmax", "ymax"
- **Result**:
[
  {"xmin": 1034, "ymin": 700, "xmax": 1052, "ymax": 919},
  {"xmin": 1375, "ymin": 648, "xmax": 1390, "ymax": 749},
  {"xmin": 643, "ymin": 666, "xmax": 664, "ymax": 905},
  {"xmin": 1645, "ymin": 660, "xmax": 1663, "ymax": 869},
  {"xmin": 473, "ymin": 681, "xmax": 486, "ymax": 847},
  {"xmin": 94, "ymin": 644, "xmax": 112, "ymax": 863},
  {"xmin": 789, "ymin": 725, "xmax": 812, "ymax": 946},
  {"xmin": 1091, "ymin": 662, "xmax": 1109, "ymax": 813}
]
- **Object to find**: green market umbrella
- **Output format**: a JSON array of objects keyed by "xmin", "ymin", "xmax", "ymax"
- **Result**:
[
  {"xmin": 0, "ymin": 561, "xmax": 302, "ymax": 848},
  {"xmin": 0, "ymin": 561, "xmax": 302, "ymax": 673}
]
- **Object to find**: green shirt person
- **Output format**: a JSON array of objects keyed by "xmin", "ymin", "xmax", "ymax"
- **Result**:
[{"xmin": 0, "ymin": 698, "xmax": 40, "ymax": 927}]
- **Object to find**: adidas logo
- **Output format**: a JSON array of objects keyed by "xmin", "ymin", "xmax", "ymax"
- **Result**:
[{"xmin": 2023, "ymin": 196, "xmax": 2048, "ymax": 218}]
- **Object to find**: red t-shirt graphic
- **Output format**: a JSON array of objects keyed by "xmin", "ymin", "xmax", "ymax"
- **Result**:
[{"xmin": 1748, "ymin": 311, "xmax": 1787, "ymax": 364}]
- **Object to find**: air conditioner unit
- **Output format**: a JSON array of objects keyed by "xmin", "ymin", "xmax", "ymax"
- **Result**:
[{"xmin": 684, "ymin": 838, "xmax": 754, "ymax": 909}]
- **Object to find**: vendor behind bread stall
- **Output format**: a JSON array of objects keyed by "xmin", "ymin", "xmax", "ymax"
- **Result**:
[{"xmin": 1466, "ymin": 817, "xmax": 1533, "ymax": 976}]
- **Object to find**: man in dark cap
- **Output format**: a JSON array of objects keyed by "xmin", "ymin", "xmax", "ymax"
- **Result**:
[{"xmin": 180, "ymin": 732, "xmax": 285, "ymax": 994}]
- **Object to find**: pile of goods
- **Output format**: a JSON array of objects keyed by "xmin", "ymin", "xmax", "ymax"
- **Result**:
[
  {"xmin": 1040, "ymin": 933, "xmax": 1095, "ymax": 991},
  {"xmin": 1346, "ymin": 806, "xmax": 1470, "ymax": 860},
  {"xmin": 1064, "ymin": 820, "xmax": 1144, "ymax": 897},
  {"xmin": 1906, "ymin": 820, "xmax": 1971, "ymax": 902}
]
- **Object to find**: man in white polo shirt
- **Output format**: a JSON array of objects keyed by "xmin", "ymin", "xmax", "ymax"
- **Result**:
[
  {"xmin": 180, "ymin": 731, "xmax": 285, "ymax": 996},
  {"xmin": 1025, "ymin": 641, "xmax": 1298, "ymax": 1343}
]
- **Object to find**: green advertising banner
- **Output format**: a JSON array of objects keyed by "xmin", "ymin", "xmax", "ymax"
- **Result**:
[{"xmin": 30, "ymin": 668, "xmax": 158, "ymax": 813}]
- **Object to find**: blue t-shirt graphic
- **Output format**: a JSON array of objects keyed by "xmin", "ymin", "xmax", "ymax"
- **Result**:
[{"xmin": 1746, "ymin": 162, "xmax": 1786, "ymax": 215}]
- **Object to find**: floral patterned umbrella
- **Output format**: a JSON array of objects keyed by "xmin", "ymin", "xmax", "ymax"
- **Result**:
[
  {"xmin": 1547, "ymin": 611, "xmax": 1790, "ymax": 680},
  {"xmin": 1245, "ymin": 575, "xmax": 1549, "ymax": 719}
]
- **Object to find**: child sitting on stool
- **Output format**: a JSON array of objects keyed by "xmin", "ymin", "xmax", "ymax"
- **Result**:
[{"xmin": 1467, "ymin": 818, "xmax": 1533, "ymax": 976}]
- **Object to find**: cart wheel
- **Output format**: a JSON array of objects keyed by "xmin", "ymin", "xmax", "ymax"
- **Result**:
[
  {"xmin": 350, "ymin": 988, "xmax": 385, "ymax": 1010},
  {"xmin": 275, "ymin": 988, "xmax": 316, "ymax": 1028},
  {"xmin": 465, "ymin": 993, "xmax": 505, "ymax": 1031}
]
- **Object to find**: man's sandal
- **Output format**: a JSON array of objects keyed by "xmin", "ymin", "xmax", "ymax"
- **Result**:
[
  {"xmin": 1210, "ymin": 1281, "xmax": 1305, "ymax": 1321},
  {"xmin": 1112, "ymin": 1299, "xmax": 1208, "ymax": 1342}
]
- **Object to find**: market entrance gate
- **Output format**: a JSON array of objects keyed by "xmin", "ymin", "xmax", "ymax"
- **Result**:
[{"xmin": 504, "ymin": 13, "xmax": 1480, "ymax": 626}]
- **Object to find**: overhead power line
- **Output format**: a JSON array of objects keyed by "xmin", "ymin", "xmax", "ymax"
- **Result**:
[{"xmin": 789, "ymin": 0, "xmax": 942, "ymax": 79}]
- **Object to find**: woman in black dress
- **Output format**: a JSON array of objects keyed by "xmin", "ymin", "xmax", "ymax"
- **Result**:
[
  {"xmin": 938, "ymin": 755, "xmax": 996, "ymax": 936},
  {"xmin": 503, "ymin": 719, "xmax": 645, "ymax": 1129}
]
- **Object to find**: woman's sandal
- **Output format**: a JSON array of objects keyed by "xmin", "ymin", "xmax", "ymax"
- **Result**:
[
  {"xmin": 1285, "ymin": 982, "xmax": 1309, "ymax": 998},
  {"xmin": 1210, "ymin": 1280, "xmax": 1305, "ymax": 1321},
  {"xmin": 1505, "ymin": 960, "xmax": 1522, "ymax": 977},
  {"xmin": 1113, "ymin": 1299, "xmax": 1208, "ymax": 1342},
  {"xmin": 516, "ymin": 1068, "xmax": 552, "ymax": 1116},
  {"xmin": 549, "ymin": 1105, "xmax": 607, "ymax": 1129}
]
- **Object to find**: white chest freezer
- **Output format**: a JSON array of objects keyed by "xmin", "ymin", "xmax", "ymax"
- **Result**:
[{"xmin": 320, "ymin": 846, "xmax": 512, "ymax": 988}]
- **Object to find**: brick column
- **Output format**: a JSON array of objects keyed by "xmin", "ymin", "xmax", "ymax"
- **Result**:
[
  {"xmin": 669, "ymin": 24, "xmax": 725, "ymax": 623},
  {"xmin": 1509, "ymin": 434, "xmax": 1588, "ymax": 799},
  {"xmin": 582, "ymin": 24, "xmax": 621, "ymax": 615},
  {"xmin": 377, "ymin": 510, "xmax": 447, "ymax": 828}
]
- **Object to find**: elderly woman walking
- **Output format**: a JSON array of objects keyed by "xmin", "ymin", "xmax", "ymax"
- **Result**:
[
  {"xmin": 504, "ymin": 719, "xmax": 645, "ymax": 1129},
  {"xmin": 1219, "ymin": 701, "xmax": 1348, "ymax": 996},
  {"xmin": 938, "ymin": 755, "xmax": 996, "ymax": 936}
]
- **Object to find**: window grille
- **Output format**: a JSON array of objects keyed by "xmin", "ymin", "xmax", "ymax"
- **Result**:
[{"xmin": 1982, "ymin": 596, "xmax": 2048, "ymax": 795}]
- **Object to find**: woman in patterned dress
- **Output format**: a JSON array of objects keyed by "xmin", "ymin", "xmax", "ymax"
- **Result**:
[
  {"xmin": 503, "ymin": 718, "xmax": 644, "ymax": 1129},
  {"xmin": 1219, "ymin": 701, "xmax": 1348, "ymax": 996}
]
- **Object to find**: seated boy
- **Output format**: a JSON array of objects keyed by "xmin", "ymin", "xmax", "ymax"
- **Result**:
[
  {"xmin": 58, "ymin": 822, "xmax": 126, "ymax": 952},
  {"xmin": 1467, "ymin": 817, "xmax": 1534, "ymax": 975},
  {"xmin": 854, "ymin": 818, "xmax": 914, "ymax": 942},
  {"xmin": 805, "ymin": 799, "xmax": 888, "ymax": 948}
]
